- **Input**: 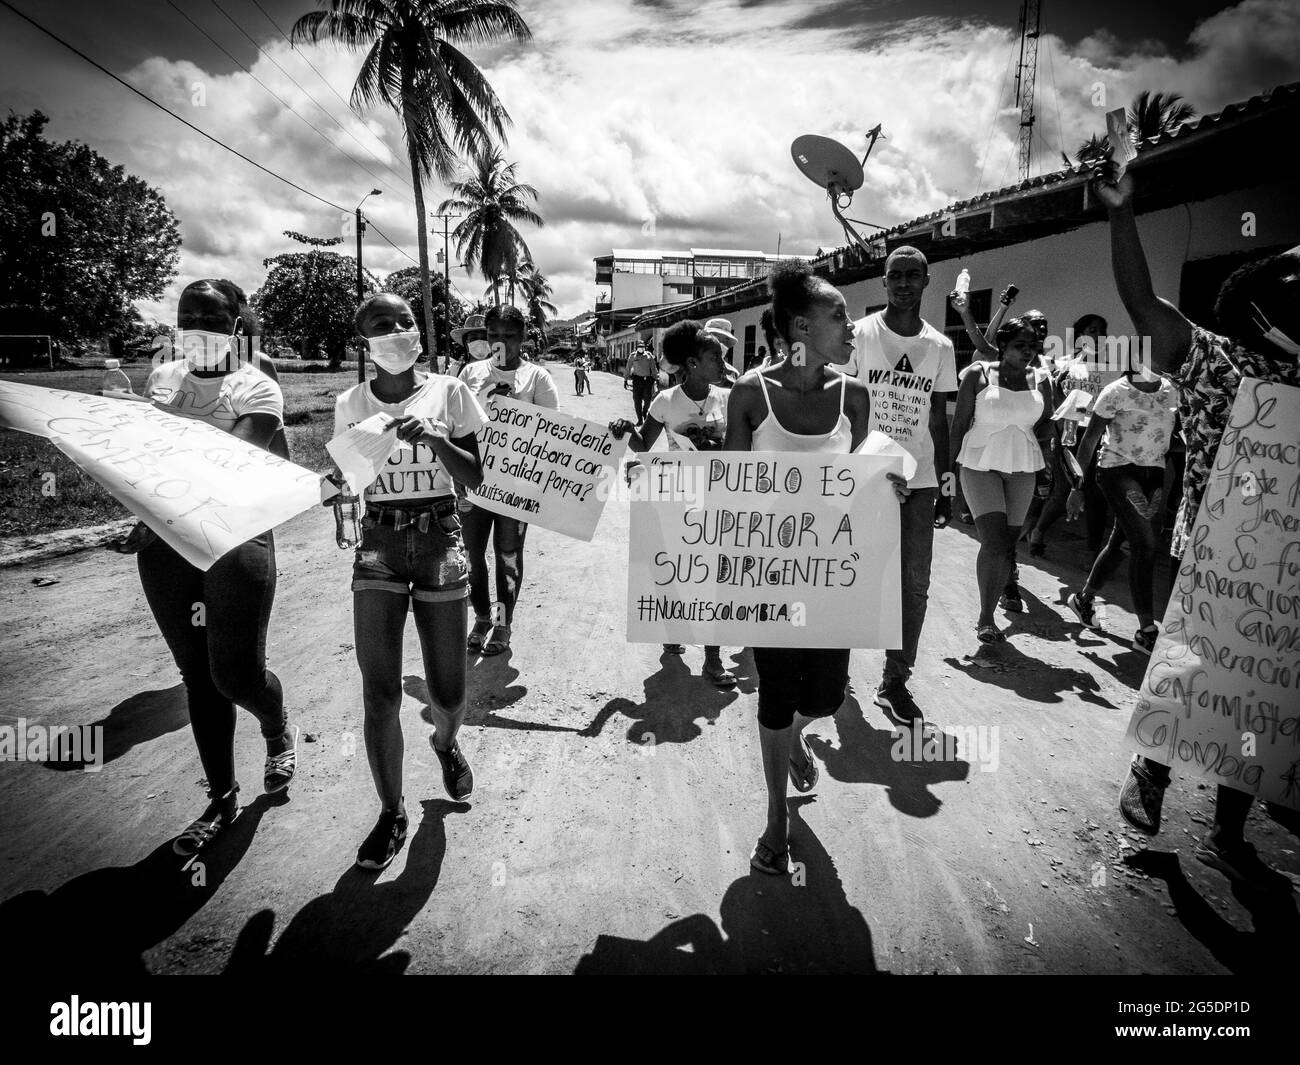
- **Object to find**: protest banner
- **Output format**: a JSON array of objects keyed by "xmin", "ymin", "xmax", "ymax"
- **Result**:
[
  {"xmin": 467, "ymin": 396, "xmax": 627, "ymax": 541},
  {"xmin": 1126, "ymin": 379, "xmax": 1300, "ymax": 810},
  {"xmin": 627, "ymin": 448, "xmax": 907, "ymax": 649},
  {"xmin": 0, "ymin": 381, "xmax": 322, "ymax": 571}
]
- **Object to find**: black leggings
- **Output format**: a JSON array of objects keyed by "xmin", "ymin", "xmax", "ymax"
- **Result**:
[
  {"xmin": 137, "ymin": 531, "xmax": 284, "ymax": 798},
  {"xmin": 1084, "ymin": 465, "xmax": 1164, "ymax": 618},
  {"xmin": 462, "ymin": 505, "xmax": 528, "ymax": 626}
]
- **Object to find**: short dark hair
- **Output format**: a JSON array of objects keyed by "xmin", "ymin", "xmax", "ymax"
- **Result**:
[
  {"xmin": 884, "ymin": 246, "xmax": 928, "ymax": 273},
  {"xmin": 768, "ymin": 259, "xmax": 832, "ymax": 344},
  {"xmin": 353, "ymin": 291, "xmax": 411, "ymax": 334},
  {"xmin": 182, "ymin": 278, "xmax": 260, "ymax": 334},
  {"xmin": 759, "ymin": 307, "xmax": 779, "ymax": 352},
  {"xmin": 1071, "ymin": 313, "xmax": 1107, "ymax": 335},
  {"xmin": 1215, "ymin": 250, "xmax": 1298, "ymax": 338},
  {"xmin": 661, "ymin": 320, "xmax": 706, "ymax": 368},
  {"xmin": 485, "ymin": 304, "xmax": 527, "ymax": 332},
  {"xmin": 995, "ymin": 315, "xmax": 1040, "ymax": 350}
]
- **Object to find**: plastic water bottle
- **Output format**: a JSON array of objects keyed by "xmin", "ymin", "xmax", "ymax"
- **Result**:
[
  {"xmin": 955, "ymin": 269, "xmax": 971, "ymax": 297},
  {"xmin": 333, "ymin": 496, "xmax": 361, "ymax": 549},
  {"xmin": 101, "ymin": 358, "xmax": 132, "ymax": 394}
]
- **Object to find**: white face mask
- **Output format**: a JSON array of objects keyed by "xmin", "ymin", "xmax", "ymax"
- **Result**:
[
  {"xmin": 179, "ymin": 327, "xmax": 236, "ymax": 370},
  {"xmin": 368, "ymin": 330, "xmax": 422, "ymax": 373},
  {"xmin": 467, "ymin": 338, "xmax": 490, "ymax": 359},
  {"xmin": 1251, "ymin": 301, "xmax": 1300, "ymax": 356}
]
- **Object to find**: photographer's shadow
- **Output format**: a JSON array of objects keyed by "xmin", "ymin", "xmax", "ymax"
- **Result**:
[{"xmin": 580, "ymin": 647, "xmax": 738, "ymax": 744}]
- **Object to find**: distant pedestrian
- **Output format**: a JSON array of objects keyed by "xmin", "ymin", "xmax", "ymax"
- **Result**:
[{"xmin": 624, "ymin": 340, "xmax": 657, "ymax": 422}]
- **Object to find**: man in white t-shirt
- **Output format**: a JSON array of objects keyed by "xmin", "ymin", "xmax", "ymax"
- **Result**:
[
  {"xmin": 456, "ymin": 305, "xmax": 559, "ymax": 654},
  {"xmin": 851, "ymin": 246, "xmax": 958, "ymax": 724}
]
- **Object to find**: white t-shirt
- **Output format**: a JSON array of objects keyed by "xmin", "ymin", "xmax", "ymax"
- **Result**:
[
  {"xmin": 647, "ymin": 384, "xmax": 728, "ymax": 450},
  {"xmin": 458, "ymin": 359, "xmax": 559, "ymax": 410},
  {"xmin": 333, "ymin": 374, "xmax": 487, "ymax": 502},
  {"xmin": 1091, "ymin": 375, "xmax": 1179, "ymax": 469},
  {"xmin": 144, "ymin": 359, "xmax": 283, "ymax": 433},
  {"xmin": 849, "ymin": 312, "xmax": 958, "ymax": 489}
]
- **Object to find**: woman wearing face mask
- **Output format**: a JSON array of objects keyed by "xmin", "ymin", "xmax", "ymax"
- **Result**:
[
  {"xmin": 608, "ymin": 320, "xmax": 737, "ymax": 689},
  {"xmin": 331, "ymin": 293, "xmax": 487, "ymax": 870},
  {"xmin": 448, "ymin": 313, "xmax": 489, "ymax": 379},
  {"xmin": 726, "ymin": 260, "xmax": 907, "ymax": 876},
  {"xmin": 950, "ymin": 317, "xmax": 1055, "ymax": 643},
  {"xmin": 457, "ymin": 305, "xmax": 560, "ymax": 655},
  {"xmin": 1065, "ymin": 352, "xmax": 1178, "ymax": 654},
  {"xmin": 130, "ymin": 278, "xmax": 296, "ymax": 857}
]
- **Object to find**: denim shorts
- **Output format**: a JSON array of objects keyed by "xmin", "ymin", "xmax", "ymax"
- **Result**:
[{"xmin": 352, "ymin": 502, "xmax": 469, "ymax": 603}]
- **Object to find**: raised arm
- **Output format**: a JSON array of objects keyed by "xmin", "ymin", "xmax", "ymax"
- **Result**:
[{"xmin": 950, "ymin": 292, "xmax": 998, "ymax": 357}]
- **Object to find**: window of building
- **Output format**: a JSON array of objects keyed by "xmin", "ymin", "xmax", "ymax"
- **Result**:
[{"xmin": 943, "ymin": 288, "xmax": 992, "ymax": 372}]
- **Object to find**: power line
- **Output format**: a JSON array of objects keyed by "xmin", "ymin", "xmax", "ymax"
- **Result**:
[
  {"xmin": 0, "ymin": 0, "xmax": 345, "ymax": 212},
  {"xmin": 210, "ymin": 0, "xmax": 414, "ymax": 194},
  {"xmin": 164, "ymin": 0, "xmax": 401, "ymax": 200},
  {"xmin": 366, "ymin": 218, "xmax": 419, "ymax": 267},
  {"xmin": 974, "ymin": 28, "xmax": 1019, "ymax": 197},
  {"xmin": 247, "ymin": 0, "xmax": 364, "ymax": 121},
  {"xmin": 1046, "ymin": 34, "xmax": 1066, "ymax": 165}
]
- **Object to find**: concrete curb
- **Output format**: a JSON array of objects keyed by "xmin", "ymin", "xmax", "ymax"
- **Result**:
[{"xmin": 0, "ymin": 518, "xmax": 136, "ymax": 568}]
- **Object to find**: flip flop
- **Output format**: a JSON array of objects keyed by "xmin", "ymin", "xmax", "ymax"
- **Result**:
[
  {"xmin": 749, "ymin": 838, "xmax": 789, "ymax": 876},
  {"xmin": 467, "ymin": 616, "xmax": 493, "ymax": 652},
  {"xmin": 481, "ymin": 625, "xmax": 511, "ymax": 656},
  {"xmin": 788, "ymin": 733, "xmax": 818, "ymax": 793},
  {"xmin": 703, "ymin": 660, "xmax": 737, "ymax": 688}
]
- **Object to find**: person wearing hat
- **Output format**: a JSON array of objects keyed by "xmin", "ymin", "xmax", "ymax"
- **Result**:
[
  {"xmin": 703, "ymin": 318, "xmax": 741, "ymax": 388},
  {"xmin": 448, "ymin": 312, "xmax": 489, "ymax": 378},
  {"xmin": 624, "ymin": 338, "xmax": 658, "ymax": 423}
]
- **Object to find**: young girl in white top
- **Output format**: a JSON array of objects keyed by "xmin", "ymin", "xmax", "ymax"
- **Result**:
[
  {"xmin": 609, "ymin": 320, "xmax": 737, "ymax": 688},
  {"xmin": 725, "ymin": 260, "xmax": 907, "ymax": 877},
  {"xmin": 950, "ymin": 316, "xmax": 1054, "ymax": 643},
  {"xmin": 331, "ymin": 294, "xmax": 487, "ymax": 870}
]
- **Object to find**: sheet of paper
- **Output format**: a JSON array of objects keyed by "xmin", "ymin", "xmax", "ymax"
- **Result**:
[
  {"xmin": 1106, "ymin": 107, "xmax": 1137, "ymax": 178},
  {"xmin": 325, "ymin": 413, "xmax": 400, "ymax": 496}
]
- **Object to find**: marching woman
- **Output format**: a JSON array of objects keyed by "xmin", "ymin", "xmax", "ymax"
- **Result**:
[
  {"xmin": 1065, "ymin": 358, "xmax": 1179, "ymax": 654},
  {"xmin": 457, "ymin": 305, "xmax": 559, "ymax": 656},
  {"xmin": 725, "ymin": 260, "xmax": 907, "ymax": 876},
  {"xmin": 129, "ymin": 279, "xmax": 296, "ymax": 856},
  {"xmin": 949, "ymin": 316, "xmax": 1055, "ymax": 642},
  {"xmin": 333, "ymin": 293, "xmax": 487, "ymax": 870},
  {"xmin": 608, "ymin": 319, "xmax": 737, "ymax": 689}
]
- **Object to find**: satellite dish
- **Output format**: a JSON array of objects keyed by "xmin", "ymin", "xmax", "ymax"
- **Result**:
[{"xmin": 791, "ymin": 126, "xmax": 886, "ymax": 258}]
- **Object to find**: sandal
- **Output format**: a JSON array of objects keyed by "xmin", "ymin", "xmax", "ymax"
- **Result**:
[
  {"xmin": 467, "ymin": 616, "xmax": 493, "ymax": 652},
  {"xmin": 750, "ymin": 838, "xmax": 789, "ymax": 876},
  {"xmin": 788, "ymin": 733, "xmax": 818, "ymax": 793},
  {"xmin": 703, "ymin": 659, "xmax": 737, "ymax": 688},
  {"xmin": 481, "ymin": 625, "xmax": 511, "ymax": 656},
  {"xmin": 976, "ymin": 624, "xmax": 1005, "ymax": 644},
  {"xmin": 263, "ymin": 724, "xmax": 299, "ymax": 795}
]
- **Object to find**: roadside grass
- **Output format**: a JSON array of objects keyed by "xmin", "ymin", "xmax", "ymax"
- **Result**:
[{"xmin": 1, "ymin": 364, "xmax": 358, "ymax": 537}]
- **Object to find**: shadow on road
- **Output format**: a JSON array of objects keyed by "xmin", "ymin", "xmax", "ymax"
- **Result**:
[
  {"xmin": 409, "ymin": 662, "xmax": 573, "ymax": 734},
  {"xmin": 0, "ymin": 794, "xmax": 272, "ymax": 975},
  {"xmin": 943, "ymin": 641, "xmax": 1115, "ymax": 708},
  {"xmin": 43, "ymin": 683, "xmax": 188, "ymax": 772},
  {"xmin": 574, "ymin": 798, "xmax": 880, "ymax": 974},
  {"xmin": 579, "ymin": 647, "xmax": 739, "ymax": 743},
  {"xmin": 224, "ymin": 798, "xmax": 466, "ymax": 975},
  {"xmin": 809, "ymin": 695, "xmax": 969, "ymax": 817}
]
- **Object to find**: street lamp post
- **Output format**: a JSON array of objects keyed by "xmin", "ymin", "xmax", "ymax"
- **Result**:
[{"xmin": 355, "ymin": 189, "xmax": 382, "ymax": 382}]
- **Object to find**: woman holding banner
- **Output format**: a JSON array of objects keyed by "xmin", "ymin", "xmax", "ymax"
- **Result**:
[
  {"xmin": 331, "ymin": 293, "xmax": 487, "ymax": 870},
  {"xmin": 609, "ymin": 319, "xmax": 737, "ymax": 689},
  {"xmin": 457, "ymin": 305, "xmax": 559, "ymax": 656},
  {"xmin": 128, "ymin": 279, "xmax": 297, "ymax": 857},
  {"xmin": 724, "ymin": 260, "xmax": 903, "ymax": 876}
]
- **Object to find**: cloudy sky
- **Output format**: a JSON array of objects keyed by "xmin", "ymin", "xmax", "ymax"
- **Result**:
[{"xmin": 2, "ymin": 0, "xmax": 1298, "ymax": 321}]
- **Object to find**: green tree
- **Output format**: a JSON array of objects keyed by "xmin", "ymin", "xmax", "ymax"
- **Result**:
[
  {"xmin": 291, "ymin": 0, "xmax": 531, "ymax": 361},
  {"xmin": 516, "ymin": 260, "xmax": 556, "ymax": 339},
  {"xmin": 438, "ymin": 146, "xmax": 543, "ymax": 305},
  {"xmin": 384, "ymin": 264, "xmax": 469, "ymax": 358},
  {"xmin": 0, "ymin": 110, "xmax": 180, "ymax": 346},
  {"xmin": 254, "ymin": 245, "xmax": 373, "ymax": 364}
]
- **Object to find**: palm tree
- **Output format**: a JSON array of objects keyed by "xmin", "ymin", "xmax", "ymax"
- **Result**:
[
  {"xmin": 291, "ymin": 0, "xmax": 531, "ymax": 360},
  {"xmin": 1128, "ymin": 90, "xmax": 1196, "ymax": 145},
  {"xmin": 516, "ymin": 261, "xmax": 556, "ymax": 338},
  {"xmin": 437, "ymin": 146, "xmax": 544, "ymax": 305},
  {"xmin": 1072, "ymin": 132, "xmax": 1111, "ymax": 167}
]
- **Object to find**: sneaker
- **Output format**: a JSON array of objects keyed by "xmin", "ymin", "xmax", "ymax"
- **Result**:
[
  {"xmin": 999, "ymin": 588, "xmax": 1025, "ymax": 613},
  {"xmin": 263, "ymin": 724, "xmax": 299, "ymax": 794},
  {"xmin": 1132, "ymin": 626, "xmax": 1159, "ymax": 656},
  {"xmin": 1195, "ymin": 837, "xmax": 1293, "ymax": 896},
  {"xmin": 356, "ymin": 804, "xmax": 409, "ymax": 871},
  {"xmin": 1118, "ymin": 756, "xmax": 1168, "ymax": 835},
  {"xmin": 173, "ymin": 788, "xmax": 240, "ymax": 857},
  {"xmin": 874, "ymin": 678, "xmax": 923, "ymax": 725},
  {"xmin": 433, "ymin": 738, "xmax": 474, "ymax": 801},
  {"xmin": 1067, "ymin": 592, "xmax": 1101, "ymax": 630}
]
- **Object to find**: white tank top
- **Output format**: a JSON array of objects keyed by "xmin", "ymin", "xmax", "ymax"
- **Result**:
[
  {"xmin": 957, "ymin": 364, "xmax": 1045, "ymax": 473},
  {"xmin": 752, "ymin": 371, "xmax": 853, "ymax": 454}
]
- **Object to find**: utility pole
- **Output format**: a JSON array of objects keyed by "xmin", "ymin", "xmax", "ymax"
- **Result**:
[
  {"xmin": 432, "ymin": 213, "xmax": 463, "ymax": 374},
  {"xmin": 354, "ymin": 189, "xmax": 382, "ymax": 382}
]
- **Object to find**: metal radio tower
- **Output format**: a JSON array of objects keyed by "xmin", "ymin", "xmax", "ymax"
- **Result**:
[{"xmin": 1013, "ymin": 0, "xmax": 1042, "ymax": 182}]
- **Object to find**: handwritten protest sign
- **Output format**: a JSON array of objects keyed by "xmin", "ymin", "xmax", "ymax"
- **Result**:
[
  {"xmin": 627, "ymin": 449, "xmax": 906, "ymax": 649},
  {"xmin": 0, "ymin": 381, "xmax": 322, "ymax": 571},
  {"xmin": 468, "ymin": 396, "xmax": 627, "ymax": 541},
  {"xmin": 1126, "ymin": 379, "xmax": 1300, "ymax": 810}
]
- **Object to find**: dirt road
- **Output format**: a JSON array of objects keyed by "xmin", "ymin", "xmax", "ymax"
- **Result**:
[{"xmin": 1, "ymin": 364, "xmax": 1295, "ymax": 974}]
